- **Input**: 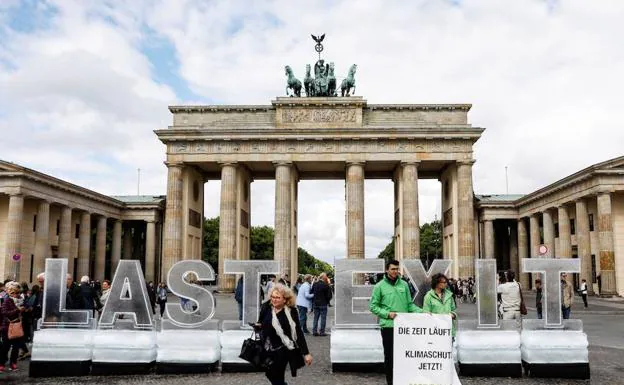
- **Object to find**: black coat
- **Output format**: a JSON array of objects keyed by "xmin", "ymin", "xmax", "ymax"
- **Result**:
[
  {"xmin": 79, "ymin": 282, "xmax": 102, "ymax": 310},
  {"xmin": 258, "ymin": 302, "xmax": 309, "ymax": 377},
  {"xmin": 311, "ymin": 281, "xmax": 332, "ymax": 307},
  {"xmin": 66, "ymin": 283, "xmax": 82, "ymax": 310}
]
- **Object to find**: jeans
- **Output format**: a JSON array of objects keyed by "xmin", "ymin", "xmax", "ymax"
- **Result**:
[
  {"xmin": 265, "ymin": 347, "xmax": 289, "ymax": 385},
  {"xmin": 237, "ymin": 301, "xmax": 243, "ymax": 321},
  {"xmin": 581, "ymin": 294, "xmax": 588, "ymax": 307},
  {"xmin": 297, "ymin": 305, "xmax": 309, "ymax": 333},
  {"xmin": 537, "ymin": 306, "xmax": 543, "ymax": 319},
  {"xmin": 562, "ymin": 306, "xmax": 571, "ymax": 319},
  {"xmin": 381, "ymin": 328, "xmax": 394, "ymax": 385},
  {"xmin": 312, "ymin": 305, "xmax": 327, "ymax": 334},
  {"xmin": 158, "ymin": 300, "xmax": 167, "ymax": 317}
]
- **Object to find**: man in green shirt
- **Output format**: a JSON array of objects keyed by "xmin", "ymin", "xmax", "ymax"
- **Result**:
[{"xmin": 369, "ymin": 259, "xmax": 422, "ymax": 385}]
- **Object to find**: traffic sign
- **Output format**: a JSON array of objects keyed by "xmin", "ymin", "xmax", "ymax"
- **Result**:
[{"xmin": 538, "ymin": 245, "xmax": 548, "ymax": 255}]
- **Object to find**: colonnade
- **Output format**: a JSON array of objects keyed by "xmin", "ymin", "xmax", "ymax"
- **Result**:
[
  {"xmin": 3, "ymin": 194, "xmax": 160, "ymax": 283},
  {"xmin": 482, "ymin": 192, "xmax": 617, "ymax": 295},
  {"xmin": 162, "ymin": 160, "xmax": 476, "ymax": 291}
]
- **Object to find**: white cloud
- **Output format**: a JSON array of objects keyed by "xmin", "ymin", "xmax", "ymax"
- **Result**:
[{"xmin": 2, "ymin": 0, "xmax": 624, "ymax": 263}]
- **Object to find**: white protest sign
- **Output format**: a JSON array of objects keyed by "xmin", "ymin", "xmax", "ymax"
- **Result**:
[{"xmin": 394, "ymin": 313, "xmax": 454, "ymax": 385}]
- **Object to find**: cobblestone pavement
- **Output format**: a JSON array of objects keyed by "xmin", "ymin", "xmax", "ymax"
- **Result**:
[{"xmin": 5, "ymin": 291, "xmax": 623, "ymax": 384}]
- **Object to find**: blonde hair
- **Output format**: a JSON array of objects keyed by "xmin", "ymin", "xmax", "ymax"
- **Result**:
[
  {"xmin": 5, "ymin": 281, "xmax": 21, "ymax": 294},
  {"xmin": 269, "ymin": 283, "xmax": 296, "ymax": 307}
]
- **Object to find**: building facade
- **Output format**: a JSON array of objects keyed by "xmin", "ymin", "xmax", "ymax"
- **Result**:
[
  {"xmin": 475, "ymin": 157, "xmax": 624, "ymax": 296},
  {"xmin": 0, "ymin": 160, "xmax": 164, "ymax": 284}
]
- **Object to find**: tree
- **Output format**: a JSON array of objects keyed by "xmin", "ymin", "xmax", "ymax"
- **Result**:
[
  {"xmin": 203, "ymin": 217, "xmax": 220, "ymax": 272},
  {"xmin": 202, "ymin": 216, "xmax": 333, "ymax": 276},
  {"xmin": 377, "ymin": 219, "xmax": 443, "ymax": 265}
]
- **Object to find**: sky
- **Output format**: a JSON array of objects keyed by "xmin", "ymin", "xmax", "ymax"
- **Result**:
[{"xmin": 1, "ymin": 0, "xmax": 623, "ymax": 264}]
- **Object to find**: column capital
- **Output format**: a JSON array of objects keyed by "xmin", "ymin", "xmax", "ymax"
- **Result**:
[
  {"xmin": 457, "ymin": 159, "xmax": 476, "ymax": 166},
  {"xmin": 164, "ymin": 161, "xmax": 184, "ymax": 168},
  {"xmin": 218, "ymin": 161, "xmax": 238, "ymax": 167},
  {"xmin": 400, "ymin": 161, "xmax": 420, "ymax": 167},
  {"xmin": 9, "ymin": 193, "xmax": 24, "ymax": 198},
  {"xmin": 272, "ymin": 161, "xmax": 293, "ymax": 167},
  {"xmin": 346, "ymin": 160, "xmax": 366, "ymax": 166}
]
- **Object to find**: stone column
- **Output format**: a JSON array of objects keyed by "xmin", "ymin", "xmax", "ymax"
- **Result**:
[
  {"xmin": 145, "ymin": 220, "xmax": 156, "ymax": 283},
  {"xmin": 517, "ymin": 218, "xmax": 530, "ymax": 288},
  {"xmin": 162, "ymin": 163, "xmax": 184, "ymax": 279},
  {"xmin": 111, "ymin": 220, "xmax": 122, "ymax": 275},
  {"xmin": 123, "ymin": 224, "xmax": 133, "ymax": 260},
  {"xmin": 484, "ymin": 220, "xmax": 495, "ymax": 258},
  {"xmin": 575, "ymin": 199, "xmax": 593, "ymax": 294},
  {"xmin": 346, "ymin": 162, "xmax": 365, "ymax": 259},
  {"xmin": 529, "ymin": 214, "xmax": 540, "ymax": 284},
  {"xmin": 218, "ymin": 163, "xmax": 238, "ymax": 291},
  {"xmin": 94, "ymin": 216, "xmax": 107, "ymax": 280},
  {"xmin": 558, "ymin": 206, "xmax": 571, "ymax": 258},
  {"xmin": 5, "ymin": 194, "xmax": 24, "ymax": 280},
  {"xmin": 33, "ymin": 200, "xmax": 50, "ymax": 277},
  {"xmin": 597, "ymin": 192, "xmax": 616, "ymax": 295},
  {"xmin": 77, "ymin": 212, "xmax": 91, "ymax": 278},
  {"xmin": 542, "ymin": 209, "xmax": 555, "ymax": 257},
  {"xmin": 58, "ymin": 206, "xmax": 72, "ymax": 258},
  {"xmin": 401, "ymin": 162, "xmax": 420, "ymax": 259},
  {"xmin": 509, "ymin": 222, "xmax": 519, "ymax": 279},
  {"xmin": 274, "ymin": 162, "xmax": 293, "ymax": 280},
  {"xmin": 457, "ymin": 161, "xmax": 475, "ymax": 278}
]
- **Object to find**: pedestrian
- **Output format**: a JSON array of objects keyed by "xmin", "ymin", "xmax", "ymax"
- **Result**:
[
  {"xmin": 295, "ymin": 275, "xmax": 314, "ymax": 334},
  {"xmin": 65, "ymin": 274, "xmax": 81, "ymax": 310},
  {"xmin": 423, "ymin": 273, "xmax": 457, "ymax": 336},
  {"xmin": 535, "ymin": 279, "xmax": 543, "ymax": 319},
  {"xmin": 369, "ymin": 259, "xmax": 422, "ymax": 385},
  {"xmin": 579, "ymin": 279, "xmax": 588, "ymax": 308},
  {"xmin": 310, "ymin": 272, "xmax": 332, "ymax": 336},
  {"xmin": 24, "ymin": 285, "xmax": 41, "ymax": 343},
  {"xmin": 256, "ymin": 283, "xmax": 312, "ymax": 385},
  {"xmin": 157, "ymin": 282, "xmax": 168, "ymax": 317},
  {"xmin": 235, "ymin": 276, "xmax": 244, "ymax": 321},
  {"xmin": 0, "ymin": 282, "xmax": 26, "ymax": 372},
  {"xmin": 266, "ymin": 276, "xmax": 276, "ymax": 300},
  {"xmin": 78, "ymin": 276, "xmax": 102, "ymax": 315},
  {"xmin": 100, "ymin": 280, "xmax": 111, "ymax": 307},
  {"xmin": 497, "ymin": 270, "xmax": 522, "ymax": 323},
  {"xmin": 146, "ymin": 281, "xmax": 156, "ymax": 315},
  {"xmin": 561, "ymin": 273, "xmax": 574, "ymax": 319}
]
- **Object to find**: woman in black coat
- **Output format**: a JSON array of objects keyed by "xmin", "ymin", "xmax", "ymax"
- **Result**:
[{"xmin": 256, "ymin": 283, "xmax": 312, "ymax": 385}]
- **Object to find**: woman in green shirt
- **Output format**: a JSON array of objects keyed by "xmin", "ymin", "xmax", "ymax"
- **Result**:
[{"xmin": 422, "ymin": 273, "xmax": 457, "ymax": 336}]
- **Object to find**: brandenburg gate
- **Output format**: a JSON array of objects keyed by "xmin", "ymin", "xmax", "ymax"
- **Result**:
[{"xmin": 156, "ymin": 96, "xmax": 483, "ymax": 290}]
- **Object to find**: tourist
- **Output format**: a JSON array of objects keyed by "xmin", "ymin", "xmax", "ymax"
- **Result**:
[
  {"xmin": 78, "ymin": 276, "xmax": 102, "ymax": 314},
  {"xmin": 423, "ymin": 273, "xmax": 457, "ymax": 336},
  {"xmin": 235, "ymin": 276, "xmax": 244, "ymax": 321},
  {"xmin": 579, "ymin": 278, "xmax": 588, "ymax": 308},
  {"xmin": 24, "ymin": 285, "xmax": 41, "ymax": 343},
  {"xmin": 255, "ymin": 283, "xmax": 312, "ymax": 385},
  {"xmin": 0, "ymin": 282, "xmax": 26, "ymax": 372},
  {"xmin": 100, "ymin": 280, "xmax": 111, "ymax": 307},
  {"xmin": 535, "ymin": 279, "xmax": 543, "ymax": 319},
  {"xmin": 369, "ymin": 259, "xmax": 422, "ymax": 385},
  {"xmin": 310, "ymin": 272, "xmax": 332, "ymax": 336},
  {"xmin": 65, "ymin": 274, "xmax": 81, "ymax": 310},
  {"xmin": 497, "ymin": 270, "xmax": 522, "ymax": 322},
  {"xmin": 156, "ymin": 282, "xmax": 168, "ymax": 317},
  {"xmin": 266, "ymin": 276, "xmax": 276, "ymax": 300},
  {"xmin": 146, "ymin": 281, "xmax": 156, "ymax": 315},
  {"xmin": 295, "ymin": 275, "xmax": 314, "ymax": 334},
  {"xmin": 561, "ymin": 273, "xmax": 574, "ymax": 319}
]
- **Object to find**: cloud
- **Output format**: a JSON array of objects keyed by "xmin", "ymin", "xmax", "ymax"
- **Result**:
[{"xmin": 2, "ymin": 0, "xmax": 624, "ymax": 263}]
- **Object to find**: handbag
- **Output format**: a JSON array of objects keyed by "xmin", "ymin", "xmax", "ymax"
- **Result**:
[
  {"xmin": 239, "ymin": 330, "xmax": 273, "ymax": 369},
  {"xmin": 517, "ymin": 283, "xmax": 528, "ymax": 316},
  {"xmin": 8, "ymin": 317, "xmax": 24, "ymax": 340},
  {"xmin": 288, "ymin": 346, "xmax": 305, "ymax": 376}
]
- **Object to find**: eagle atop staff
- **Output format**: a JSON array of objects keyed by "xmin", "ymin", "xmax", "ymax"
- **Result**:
[{"xmin": 311, "ymin": 34, "xmax": 325, "ymax": 44}]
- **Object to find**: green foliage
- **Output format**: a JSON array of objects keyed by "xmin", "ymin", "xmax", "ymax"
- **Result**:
[
  {"xmin": 203, "ymin": 217, "xmax": 220, "ymax": 272},
  {"xmin": 377, "ymin": 219, "xmax": 443, "ymax": 265},
  {"xmin": 250, "ymin": 226, "xmax": 274, "ymax": 260},
  {"xmin": 298, "ymin": 247, "xmax": 333, "ymax": 276},
  {"xmin": 202, "ymin": 217, "xmax": 332, "ymax": 275}
]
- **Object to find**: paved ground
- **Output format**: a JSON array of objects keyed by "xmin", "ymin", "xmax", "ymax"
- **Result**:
[{"xmin": 5, "ymin": 291, "xmax": 624, "ymax": 384}]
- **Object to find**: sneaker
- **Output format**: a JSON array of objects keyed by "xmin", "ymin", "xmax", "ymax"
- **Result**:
[
  {"xmin": 0, "ymin": 365, "xmax": 5, "ymax": 373},
  {"xmin": 9, "ymin": 364, "xmax": 18, "ymax": 371},
  {"xmin": 313, "ymin": 332, "xmax": 319, "ymax": 336}
]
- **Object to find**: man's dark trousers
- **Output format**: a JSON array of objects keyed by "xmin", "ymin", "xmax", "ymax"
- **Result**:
[
  {"xmin": 312, "ymin": 305, "xmax": 328, "ymax": 334},
  {"xmin": 381, "ymin": 327, "xmax": 394, "ymax": 385}
]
